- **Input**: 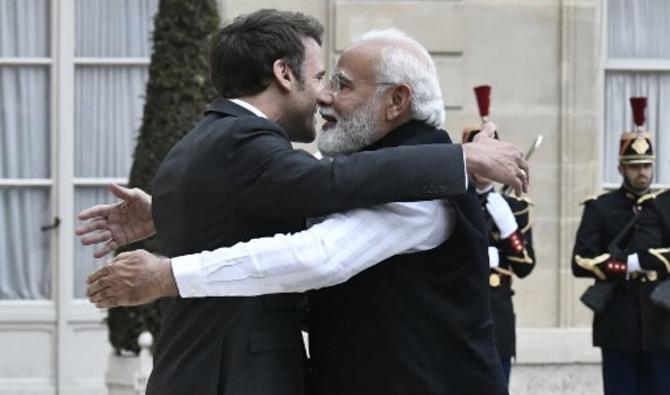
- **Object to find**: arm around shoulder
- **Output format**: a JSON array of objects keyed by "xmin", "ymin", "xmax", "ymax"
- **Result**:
[{"xmin": 232, "ymin": 130, "xmax": 467, "ymax": 219}]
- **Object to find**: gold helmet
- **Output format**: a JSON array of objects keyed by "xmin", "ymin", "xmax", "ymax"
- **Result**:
[{"xmin": 619, "ymin": 97, "xmax": 654, "ymax": 165}]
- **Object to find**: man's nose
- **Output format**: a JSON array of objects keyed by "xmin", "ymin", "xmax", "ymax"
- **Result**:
[{"xmin": 317, "ymin": 87, "xmax": 334, "ymax": 106}]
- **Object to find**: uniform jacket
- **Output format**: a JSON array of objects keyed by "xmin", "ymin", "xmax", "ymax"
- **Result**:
[{"xmin": 478, "ymin": 190, "xmax": 535, "ymax": 358}]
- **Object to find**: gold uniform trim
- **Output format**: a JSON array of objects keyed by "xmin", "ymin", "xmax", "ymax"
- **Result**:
[
  {"xmin": 506, "ymin": 248, "xmax": 534, "ymax": 264},
  {"xmin": 513, "ymin": 207, "xmax": 530, "ymax": 216},
  {"xmin": 575, "ymin": 253, "xmax": 610, "ymax": 281},
  {"xmin": 507, "ymin": 195, "xmax": 534, "ymax": 205},
  {"xmin": 631, "ymin": 138, "xmax": 650, "ymax": 155},
  {"xmin": 489, "ymin": 273, "xmax": 501, "ymax": 287},
  {"xmin": 636, "ymin": 193, "xmax": 657, "ymax": 205},
  {"xmin": 581, "ymin": 192, "xmax": 608, "ymax": 205},
  {"xmin": 649, "ymin": 248, "xmax": 670, "ymax": 274},
  {"xmin": 620, "ymin": 154, "xmax": 656, "ymax": 161},
  {"xmin": 519, "ymin": 205, "xmax": 532, "ymax": 234},
  {"xmin": 493, "ymin": 266, "xmax": 514, "ymax": 277}
]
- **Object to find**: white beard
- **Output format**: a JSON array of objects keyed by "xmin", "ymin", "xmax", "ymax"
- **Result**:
[{"xmin": 317, "ymin": 96, "xmax": 383, "ymax": 156}]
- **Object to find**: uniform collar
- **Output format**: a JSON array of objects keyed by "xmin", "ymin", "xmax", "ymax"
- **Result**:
[{"xmin": 620, "ymin": 184, "xmax": 650, "ymax": 201}]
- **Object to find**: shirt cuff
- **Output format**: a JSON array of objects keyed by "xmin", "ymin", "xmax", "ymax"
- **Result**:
[
  {"xmin": 171, "ymin": 253, "xmax": 208, "ymax": 297},
  {"xmin": 462, "ymin": 148, "xmax": 468, "ymax": 190},
  {"xmin": 626, "ymin": 253, "xmax": 641, "ymax": 273}
]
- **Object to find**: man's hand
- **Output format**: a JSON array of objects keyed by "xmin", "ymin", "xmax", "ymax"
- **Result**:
[
  {"xmin": 86, "ymin": 250, "xmax": 178, "ymax": 308},
  {"xmin": 76, "ymin": 183, "xmax": 156, "ymax": 258},
  {"xmin": 485, "ymin": 192, "xmax": 518, "ymax": 238},
  {"xmin": 462, "ymin": 122, "xmax": 529, "ymax": 196}
]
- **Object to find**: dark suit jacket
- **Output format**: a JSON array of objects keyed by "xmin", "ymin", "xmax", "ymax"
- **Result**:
[
  {"xmin": 147, "ymin": 99, "xmax": 470, "ymax": 395},
  {"xmin": 309, "ymin": 121, "xmax": 508, "ymax": 395}
]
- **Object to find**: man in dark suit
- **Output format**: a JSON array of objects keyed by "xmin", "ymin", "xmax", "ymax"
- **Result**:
[
  {"xmin": 84, "ymin": 26, "xmax": 510, "ymax": 394},
  {"xmin": 572, "ymin": 97, "xmax": 670, "ymax": 395},
  {"xmin": 79, "ymin": 10, "xmax": 526, "ymax": 395}
]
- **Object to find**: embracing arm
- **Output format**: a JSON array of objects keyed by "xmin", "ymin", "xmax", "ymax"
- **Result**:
[
  {"xmin": 172, "ymin": 200, "xmax": 450, "ymax": 296},
  {"xmin": 86, "ymin": 200, "xmax": 451, "ymax": 306},
  {"xmin": 231, "ymin": 123, "xmax": 526, "ymax": 220},
  {"xmin": 76, "ymin": 184, "xmax": 155, "ymax": 258},
  {"xmin": 230, "ymin": 128, "xmax": 466, "ymax": 219}
]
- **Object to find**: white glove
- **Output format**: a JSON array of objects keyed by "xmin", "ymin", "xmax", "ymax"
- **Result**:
[
  {"xmin": 626, "ymin": 253, "xmax": 641, "ymax": 273},
  {"xmin": 485, "ymin": 192, "xmax": 518, "ymax": 239},
  {"xmin": 488, "ymin": 246, "xmax": 500, "ymax": 268}
]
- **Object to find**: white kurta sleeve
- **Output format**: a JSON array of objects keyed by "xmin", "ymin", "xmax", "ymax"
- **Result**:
[{"xmin": 173, "ymin": 199, "xmax": 455, "ymax": 297}]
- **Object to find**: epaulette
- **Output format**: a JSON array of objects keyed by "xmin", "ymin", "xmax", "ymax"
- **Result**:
[
  {"xmin": 580, "ymin": 192, "xmax": 607, "ymax": 205},
  {"xmin": 655, "ymin": 189, "xmax": 669, "ymax": 198},
  {"xmin": 637, "ymin": 192, "xmax": 657, "ymax": 205},
  {"xmin": 507, "ymin": 195, "xmax": 533, "ymax": 206}
]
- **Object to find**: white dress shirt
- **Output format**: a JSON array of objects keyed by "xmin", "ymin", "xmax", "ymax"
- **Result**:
[
  {"xmin": 173, "ymin": 200, "xmax": 456, "ymax": 297},
  {"xmin": 229, "ymin": 98, "xmax": 268, "ymax": 118}
]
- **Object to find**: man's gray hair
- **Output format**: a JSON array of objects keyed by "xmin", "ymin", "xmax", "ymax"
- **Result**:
[{"xmin": 352, "ymin": 29, "xmax": 445, "ymax": 127}]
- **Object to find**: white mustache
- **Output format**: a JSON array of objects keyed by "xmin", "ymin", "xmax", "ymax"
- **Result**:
[{"xmin": 318, "ymin": 106, "xmax": 338, "ymax": 119}]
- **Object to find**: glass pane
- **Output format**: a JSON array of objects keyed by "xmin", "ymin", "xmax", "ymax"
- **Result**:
[
  {"xmin": 0, "ymin": 187, "xmax": 51, "ymax": 299},
  {"xmin": 75, "ymin": 0, "xmax": 159, "ymax": 57},
  {"xmin": 0, "ymin": 66, "xmax": 50, "ymax": 178},
  {"xmin": 73, "ymin": 187, "xmax": 117, "ymax": 298},
  {"xmin": 75, "ymin": 66, "xmax": 148, "ymax": 177},
  {"xmin": 603, "ymin": 71, "xmax": 670, "ymax": 184},
  {"xmin": 608, "ymin": 0, "xmax": 670, "ymax": 59},
  {"xmin": 0, "ymin": 0, "xmax": 49, "ymax": 57}
]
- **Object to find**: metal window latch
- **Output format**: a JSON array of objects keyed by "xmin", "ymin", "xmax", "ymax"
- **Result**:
[{"xmin": 41, "ymin": 217, "xmax": 61, "ymax": 231}]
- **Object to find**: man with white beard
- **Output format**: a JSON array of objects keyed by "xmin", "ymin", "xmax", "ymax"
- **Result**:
[{"xmin": 85, "ymin": 29, "xmax": 509, "ymax": 394}]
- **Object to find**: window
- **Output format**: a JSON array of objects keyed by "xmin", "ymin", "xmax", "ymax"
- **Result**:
[
  {"xmin": 0, "ymin": 0, "xmax": 158, "ymax": 300},
  {"xmin": 72, "ymin": 0, "xmax": 158, "ymax": 297},
  {"xmin": 0, "ymin": 0, "xmax": 52, "ymax": 299},
  {"xmin": 603, "ymin": 0, "xmax": 670, "ymax": 187}
]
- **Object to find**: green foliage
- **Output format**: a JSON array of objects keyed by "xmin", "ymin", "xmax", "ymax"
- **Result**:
[{"xmin": 107, "ymin": 0, "xmax": 219, "ymax": 355}]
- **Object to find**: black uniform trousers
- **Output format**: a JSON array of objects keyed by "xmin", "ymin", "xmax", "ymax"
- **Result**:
[{"xmin": 602, "ymin": 349, "xmax": 670, "ymax": 395}]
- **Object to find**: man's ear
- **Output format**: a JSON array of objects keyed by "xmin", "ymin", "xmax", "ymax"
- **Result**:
[
  {"xmin": 272, "ymin": 59, "xmax": 295, "ymax": 92},
  {"xmin": 617, "ymin": 164, "xmax": 624, "ymax": 177},
  {"xmin": 385, "ymin": 84, "xmax": 412, "ymax": 121}
]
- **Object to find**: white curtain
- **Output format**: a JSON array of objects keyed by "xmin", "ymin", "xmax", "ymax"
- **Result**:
[
  {"xmin": 0, "ymin": 0, "xmax": 51, "ymax": 299},
  {"xmin": 604, "ymin": 0, "xmax": 670, "ymax": 184},
  {"xmin": 73, "ymin": 0, "xmax": 158, "ymax": 298},
  {"xmin": 75, "ymin": 0, "xmax": 156, "ymax": 57},
  {"xmin": 607, "ymin": 0, "xmax": 670, "ymax": 60}
]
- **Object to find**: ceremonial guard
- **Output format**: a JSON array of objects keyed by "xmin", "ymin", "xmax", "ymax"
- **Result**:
[
  {"xmin": 572, "ymin": 97, "xmax": 670, "ymax": 395},
  {"xmin": 462, "ymin": 85, "xmax": 536, "ymax": 384}
]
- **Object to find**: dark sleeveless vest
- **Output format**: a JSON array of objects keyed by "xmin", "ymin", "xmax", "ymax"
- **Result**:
[{"xmin": 308, "ymin": 120, "xmax": 508, "ymax": 395}]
